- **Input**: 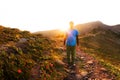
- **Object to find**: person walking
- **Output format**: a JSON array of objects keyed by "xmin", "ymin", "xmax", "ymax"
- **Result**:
[{"xmin": 64, "ymin": 21, "xmax": 79, "ymax": 67}]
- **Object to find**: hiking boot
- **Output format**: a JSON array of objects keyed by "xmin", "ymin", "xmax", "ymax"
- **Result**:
[
  {"xmin": 65, "ymin": 64, "xmax": 71, "ymax": 68},
  {"xmin": 69, "ymin": 63, "xmax": 76, "ymax": 69},
  {"xmin": 68, "ymin": 64, "xmax": 76, "ymax": 69},
  {"xmin": 68, "ymin": 65, "xmax": 73, "ymax": 69}
]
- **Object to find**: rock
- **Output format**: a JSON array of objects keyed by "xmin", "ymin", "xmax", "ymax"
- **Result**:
[
  {"xmin": 76, "ymin": 74, "xmax": 82, "ymax": 79},
  {"xmin": 80, "ymin": 70, "xmax": 88, "ymax": 76},
  {"xmin": 19, "ymin": 38, "xmax": 28, "ymax": 43},
  {"xmin": 59, "ymin": 47, "xmax": 64, "ymax": 50},
  {"xmin": 80, "ymin": 57, "xmax": 85, "ymax": 59},
  {"xmin": 64, "ymin": 68, "xmax": 70, "ymax": 73},
  {"xmin": 87, "ymin": 60, "xmax": 93, "ymax": 64},
  {"xmin": 56, "ymin": 47, "xmax": 64, "ymax": 50},
  {"xmin": 70, "ymin": 70, "xmax": 76, "ymax": 74},
  {"xmin": 100, "ymin": 68, "xmax": 107, "ymax": 72},
  {"xmin": 56, "ymin": 59, "xmax": 65, "ymax": 65},
  {"xmin": 30, "ymin": 37, "xmax": 36, "ymax": 40}
]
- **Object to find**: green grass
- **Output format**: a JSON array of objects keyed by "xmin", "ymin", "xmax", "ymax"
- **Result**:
[
  {"xmin": 0, "ymin": 26, "xmax": 67, "ymax": 80},
  {"xmin": 81, "ymin": 47, "xmax": 120, "ymax": 79},
  {"xmin": 79, "ymin": 27, "xmax": 120, "ymax": 79}
]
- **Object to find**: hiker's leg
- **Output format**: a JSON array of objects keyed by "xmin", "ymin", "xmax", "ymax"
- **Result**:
[
  {"xmin": 66, "ymin": 46, "xmax": 71, "ymax": 65},
  {"xmin": 71, "ymin": 46, "xmax": 76, "ymax": 65}
]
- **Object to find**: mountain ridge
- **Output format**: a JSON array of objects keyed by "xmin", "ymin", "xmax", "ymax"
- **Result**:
[{"xmin": 34, "ymin": 21, "xmax": 120, "ymax": 35}]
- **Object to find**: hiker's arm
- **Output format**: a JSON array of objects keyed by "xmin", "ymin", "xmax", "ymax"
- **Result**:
[
  {"xmin": 64, "ymin": 33, "xmax": 67, "ymax": 45},
  {"xmin": 64, "ymin": 37, "xmax": 66, "ymax": 45},
  {"xmin": 76, "ymin": 35, "xmax": 79, "ymax": 46}
]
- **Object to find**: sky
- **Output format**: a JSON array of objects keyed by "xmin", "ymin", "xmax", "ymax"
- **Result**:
[{"xmin": 0, "ymin": 0, "xmax": 120, "ymax": 32}]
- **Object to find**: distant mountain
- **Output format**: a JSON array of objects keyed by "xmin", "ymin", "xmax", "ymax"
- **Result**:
[
  {"xmin": 34, "ymin": 21, "xmax": 106, "ymax": 36},
  {"xmin": 109, "ymin": 24, "xmax": 120, "ymax": 33},
  {"xmin": 34, "ymin": 21, "xmax": 120, "ymax": 37},
  {"xmin": 74, "ymin": 21, "xmax": 108, "ymax": 34},
  {"xmin": 34, "ymin": 29, "xmax": 65, "ymax": 38},
  {"xmin": 75, "ymin": 21, "xmax": 120, "ymax": 34}
]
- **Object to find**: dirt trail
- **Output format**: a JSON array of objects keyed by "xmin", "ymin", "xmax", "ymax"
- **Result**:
[
  {"xmin": 30, "ymin": 48, "xmax": 115, "ymax": 80},
  {"xmin": 29, "ymin": 38, "xmax": 116, "ymax": 80},
  {"xmin": 63, "ymin": 49, "xmax": 115, "ymax": 80}
]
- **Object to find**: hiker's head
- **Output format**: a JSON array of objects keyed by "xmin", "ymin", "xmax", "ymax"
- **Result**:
[{"xmin": 69, "ymin": 21, "xmax": 74, "ymax": 29}]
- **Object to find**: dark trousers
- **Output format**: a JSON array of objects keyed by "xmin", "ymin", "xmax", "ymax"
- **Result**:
[{"xmin": 66, "ymin": 46, "xmax": 76, "ymax": 65}]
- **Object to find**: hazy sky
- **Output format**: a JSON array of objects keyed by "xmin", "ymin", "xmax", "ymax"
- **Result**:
[{"xmin": 0, "ymin": 0, "xmax": 120, "ymax": 32}]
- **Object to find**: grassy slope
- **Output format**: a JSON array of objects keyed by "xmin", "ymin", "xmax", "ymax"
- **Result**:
[
  {"xmin": 0, "ymin": 26, "xmax": 67, "ymax": 80},
  {"xmin": 80, "ymin": 27, "xmax": 120, "ymax": 65},
  {"xmin": 79, "ymin": 27, "xmax": 120, "ymax": 78},
  {"xmin": 74, "ymin": 21, "xmax": 120, "ymax": 67}
]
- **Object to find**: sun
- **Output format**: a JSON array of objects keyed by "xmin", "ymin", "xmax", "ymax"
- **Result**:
[{"xmin": 59, "ymin": 26, "xmax": 69, "ymax": 32}]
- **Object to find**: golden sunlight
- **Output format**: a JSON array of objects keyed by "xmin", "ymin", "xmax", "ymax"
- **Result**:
[{"xmin": 59, "ymin": 26, "xmax": 69, "ymax": 32}]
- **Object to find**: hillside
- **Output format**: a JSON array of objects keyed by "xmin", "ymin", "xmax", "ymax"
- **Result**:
[
  {"xmin": 74, "ymin": 21, "xmax": 108, "ymax": 34},
  {"xmin": 80, "ymin": 26, "xmax": 120, "ymax": 64},
  {"xmin": 77, "ymin": 22, "xmax": 120, "ymax": 79},
  {"xmin": 0, "ymin": 26, "xmax": 67, "ymax": 80},
  {"xmin": 0, "ymin": 22, "xmax": 120, "ymax": 80},
  {"xmin": 109, "ymin": 24, "xmax": 120, "ymax": 33},
  {"xmin": 77, "ymin": 21, "xmax": 120, "ymax": 65}
]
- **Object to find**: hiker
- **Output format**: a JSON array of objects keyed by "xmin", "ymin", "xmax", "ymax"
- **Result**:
[{"xmin": 64, "ymin": 21, "xmax": 79, "ymax": 67}]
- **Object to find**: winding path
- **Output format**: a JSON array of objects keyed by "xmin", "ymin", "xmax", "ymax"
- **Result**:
[{"xmin": 63, "ymin": 49, "xmax": 115, "ymax": 80}]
